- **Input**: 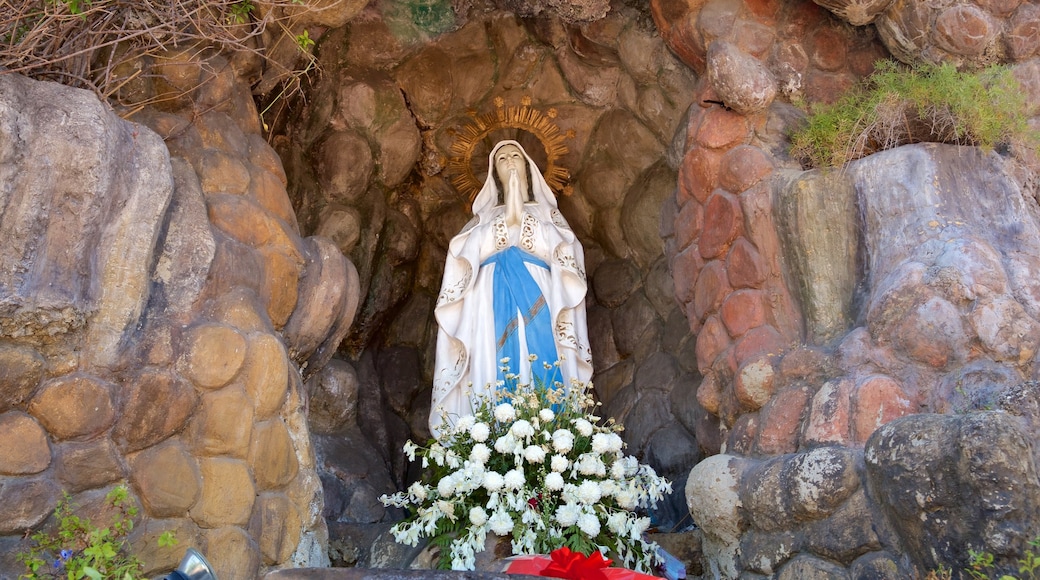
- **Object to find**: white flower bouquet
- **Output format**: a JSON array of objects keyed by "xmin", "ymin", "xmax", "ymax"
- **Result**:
[{"xmin": 380, "ymin": 362, "xmax": 672, "ymax": 572}]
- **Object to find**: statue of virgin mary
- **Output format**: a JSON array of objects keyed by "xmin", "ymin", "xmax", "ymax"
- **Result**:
[{"xmin": 430, "ymin": 140, "xmax": 593, "ymax": 437}]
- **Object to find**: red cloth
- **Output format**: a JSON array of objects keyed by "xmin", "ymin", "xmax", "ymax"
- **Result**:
[{"xmin": 504, "ymin": 548, "xmax": 661, "ymax": 580}]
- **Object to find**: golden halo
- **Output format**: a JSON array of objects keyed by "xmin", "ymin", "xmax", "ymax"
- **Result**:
[{"xmin": 447, "ymin": 96, "xmax": 572, "ymax": 202}]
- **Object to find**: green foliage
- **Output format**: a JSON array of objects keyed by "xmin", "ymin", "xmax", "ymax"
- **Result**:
[
  {"xmin": 963, "ymin": 538, "xmax": 1040, "ymax": 580},
  {"xmin": 789, "ymin": 60, "xmax": 1040, "ymax": 168},
  {"xmin": 17, "ymin": 484, "xmax": 177, "ymax": 580},
  {"xmin": 295, "ymin": 29, "xmax": 315, "ymax": 52},
  {"xmin": 228, "ymin": 0, "xmax": 254, "ymax": 24}
]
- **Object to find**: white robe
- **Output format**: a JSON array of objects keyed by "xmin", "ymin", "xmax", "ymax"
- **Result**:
[{"xmin": 430, "ymin": 141, "xmax": 593, "ymax": 437}]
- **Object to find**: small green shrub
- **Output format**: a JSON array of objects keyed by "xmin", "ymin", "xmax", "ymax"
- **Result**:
[
  {"xmin": 789, "ymin": 60, "xmax": 1039, "ymax": 168},
  {"xmin": 963, "ymin": 538, "xmax": 1040, "ymax": 580},
  {"xmin": 17, "ymin": 484, "xmax": 176, "ymax": 580}
]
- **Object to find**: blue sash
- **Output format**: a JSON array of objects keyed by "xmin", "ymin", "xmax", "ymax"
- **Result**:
[{"xmin": 481, "ymin": 246, "xmax": 559, "ymax": 390}]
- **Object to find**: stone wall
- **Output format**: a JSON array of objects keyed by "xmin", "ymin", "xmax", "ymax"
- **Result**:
[
  {"xmin": 652, "ymin": 0, "xmax": 1040, "ymax": 575},
  {"xmin": 0, "ymin": 53, "xmax": 358, "ymax": 579}
]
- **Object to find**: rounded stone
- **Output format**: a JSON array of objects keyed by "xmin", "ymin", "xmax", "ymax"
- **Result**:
[
  {"xmin": 852, "ymin": 375, "xmax": 914, "ymax": 443},
  {"xmin": 706, "ymin": 40, "xmax": 777, "ymax": 116},
  {"xmin": 686, "ymin": 454, "xmax": 747, "ymax": 578},
  {"xmin": 696, "ymin": 316, "xmax": 732, "ymax": 375},
  {"xmin": 251, "ymin": 492, "xmax": 302, "ymax": 565},
  {"xmin": 1007, "ymin": 4, "xmax": 1040, "ymax": 60},
  {"xmin": 755, "ymin": 384, "xmax": 812, "ymax": 455},
  {"xmin": 259, "ymin": 246, "xmax": 303, "ymax": 329},
  {"xmin": 249, "ymin": 167, "xmax": 297, "ymax": 229},
  {"xmin": 700, "ymin": 191, "xmax": 743, "ymax": 259},
  {"xmin": 249, "ymin": 419, "xmax": 299, "ymax": 491},
  {"xmin": 693, "ymin": 260, "xmax": 731, "ymax": 320},
  {"xmin": 734, "ymin": 357, "xmax": 776, "ymax": 411},
  {"xmin": 720, "ymin": 289, "xmax": 769, "ymax": 338},
  {"xmin": 131, "ymin": 441, "xmax": 201, "ymax": 518},
  {"xmin": 191, "ymin": 457, "xmax": 256, "ymax": 527},
  {"xmin": 243, "ymin": 332, "xmax": 290, "ymax": 420},
  {"xmin": 114, "ymin": 370, "xmax": 198, "ymax": 453},
  {"xmin": 726, "ymin": 238, "xmax": 767, "ymax": 288},
  {"xmin": 932, "ymin": 5, "xmax": 995, "ymax": 57},
  {"xmin": 56, "ymin": 438, "xmax": 123, "ymax": 493},
  {"xmin": 207, "ymin": 194, "xmax": 299, "ymax": 251},
  {"xmin": 697, "ymin": 371, "xmax": 724, "ymax": 415},
  {"xmin": 787, "ymin": 446, "xmax": 860, "ymax": 519},
  {"xmin": 197, "ymin": 149, "xmax": 251, "ymax": 195},
  {"xmin": 203, "ymin": 526, "xmax": 261, "ymax": 580},
  {"xmin": 678, "ymin": 147, "xmax": 722, "ymax": 205},
  {"xmin": 592, "ymin": 258, "xmax": 643, "ymax": 309},
  {"xmin": 0, "ymin": 477, "xmax": 60, "ymax": 534},
  {"xmin": 307, "ymin": 358, "xmax": 360, "ymax": 435},
  {"xmin": 735, "ymin": 325, "xmax": 786, "ymax": 366},
  {"xmin": 28, "ymin": 374, "xmax": 116, "ymax": 441},
  {"xmin": 191, "ymin": 386, "xmax": 254, "ymax": 458},
  {"xmin": 674, "ymin": 199, "xmax": 704, "ymax": 252},
  {"xmin": 182, "ymin": 323, "xmax": 247, "ymax": 389},
  {"xmin": 695, "ymin": 106, "xmax": 749, "ymax": 149},
  {"xmin": 315, "ymin": 208, "xmax": 363, "ymax": 256},
  {"xmin": 0, "ymin": 412, "xmax": 50, "ymax": 475},
  {"xmin": 717, "ymin": 145, "xmax": 774, "ymax": 194},
  {"xmin": 316, "ymin": 130, "xmax": 373, "ymax": 203},
  {"xmin": 0, "ymin": 343, "xmax": 45, "ymax": 412},
  {"xmin": 808, "ymin": 27, "xmax": 848, "ymax": 72},
  {"xmin": 672, "ymin": 244, "xmax": 705, "ymax": 308}
]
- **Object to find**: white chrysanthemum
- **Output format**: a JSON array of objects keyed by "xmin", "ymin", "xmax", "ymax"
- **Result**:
[
  {"xmin": 552, "ymin": 429, "xmax": 574, "ymax": 453},
  {"xmin": 455, "ymin": 415, "xmax": 476, "ymax": 432},
  {"xmin": 576, "ymin": 480, "xmax": 602, "ymax": 504},
  {"xmin": 615, "ymin": 487, "xmax": 637, "ymax": 510},
  {"xmin": 483, "ymin": 471, "xmax": 505, "ymax": 492},
  {"xmin": 598, "ymin": 479, "xmax": 618, "ymax": 498},
  {"xmin": 607, "ymin": 511, "xmax": 629, "ymax": 535},
  {"xmin": 607, "ymin": 433, "xmax": 624, "ymax": 453},
  {"xmin": 495, "ymin": 403, "xmax": 516, "ymax": 423},
  {"xmin": 591, "ymin": 433, "xmax": 612, "ymax": 454},
  {"xmin": 524, "ymin": 445, "xmax": 546, "ymax": 464},
  {"xmin": 489, "ymin": 509, "xmax": 514, "ymax": 535},
  {"xmin": 437, "ymin": 475, "xmax": 457, "ymax": 498},
  {"xmin": 573, "ymin": 418, "xmax": 593, "ymax": 437},
  {"xmin": 469, "ymin": 506, "xmax": 488, "ymax": 527},
  {"xmin": 503, "ymin": 468, "xmax": 525, "ymax": 490},
  {"xmin": 577, "ymin": 512, "xmax": 601, "ymax": 537},
  {"xmin": 539, "ymin": 408, "xmax": 555, "ymax": 422},
  {"xmin": 630, "ymin": 516, "xmax": 651, "ymax": 539},
  {"xmin": 611, "ymin": 459, "xmax": 627, "ymax": 480},
  {"xmin": 577, "ymin": 454, "xmax": 605, "ymax": 476},
  {"xmin": 408, "ymin": 481, "xmax": 427, "ymax": 502},
  {"xmin": 545, "ymin": 472, "xmax": 565, "ymax": 491},
  {"xmin": 494, "ymin": 433, "xmax": 517, "ymax": 454},
  {"xmin": 470, "ymin": 443, "xmax": 491, "ymax": 465},
  {"xmin": 550, "ymin": 454, "xmax": 569, "ymax": 473},
  {"xmin": 511, "ymin": 419, "xmax": 535, "ymax": 439},
  {"xmin": 470, "ymin": 422, "xmax": 490, "ymax": 442},
  {"xmin": 555, "ymin": 502, "xmax": 580, "ymax": 527}
]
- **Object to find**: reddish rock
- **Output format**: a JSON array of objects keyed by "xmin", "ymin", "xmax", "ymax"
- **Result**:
[
  {"xmin": 734, "ymin": 356, "xmax": 776, "ymax": 411},
  {"xmin": 803, "ymin": 378, "xmax": 854, "ymax": 446},
  {"xmin": 778, "ymin": 346, "xmax": 835, "ymax": 383},
  {"xmin": 893, "ymin": 296, "xmax": 970, "ymax": 369},
  {"xmin": 694, "ymin": 106, "xmax": 749, "ymax": 149},
  {"xmin": 672, "ymin": 245, "xmax": 705, "ymax": 308},
  {"xmin": 718, "ymin": 145, "xmax": 774, "ymax": 194},
  {"xmin": 696, "ymin": 315, "xmax": 732, "ymax": 374},
  {"xmin": 669, "ymin": 13, "xmax": 708, "ymax": 73},
  {"xmin": 674, "ymin": 200, "xmax": 705, "ymax": 251},
  {"xmin": 738, "ymin": 181, "xmax": 781, "ymax": 261},
  {"xmin": 755, "ymin": 384, "xmax": 812, "ymax": 455},
  {"xmin": 808, "ymin": 27, "xmax": 848, "ymax": 72},
  {"xmin": 720, "ymin": 289, "xmax": 769, "ymax": 338},
  {"xmin": 0, "ymin": 412, "xmax": 50, "ymax": 475},
  {"xmin": 803, "ymin": 70, "xmax": 855, "ymax": 104},
  {"xmin": 28, "ymin": 374, "xmax": 116, "ymax": 441},
  {"xmin": 697, "ymin": 371, "xmax": 723, "ymax": 415},
  {"xmin": 678, "ymin": 147, "xmax": 722, "ymax": 205},
  {"xmin": 726, "ymin": 412, "xmax": 760, "ymax": 455},
  {"xmin": 932, "ymin": 5, "xmax": 995, "ymax": 57},
  {"xmin": 693, "ymin": 260, "xmax": 732, "ymax": 320},
  {"xmin": 735, "ymin": 325, "xmax": 787, "ymax": 366},
  {"xmin": 852, "ymin": 375, "xmax": 914, "ymax": 443},
  {"xmin": 1007, "ymin": 4, "xmax": 1040, "ymax": 60},
  {"xmin": 733, "ymin": 20, "xmax": 777, "ymax": 57},
  {"xmin": 700, "ymin": 191, "xmax": 744, "ymax": 259},
  {"xmin": 726, "ymin": 238, "xmax": 767, "ymax": 289}
]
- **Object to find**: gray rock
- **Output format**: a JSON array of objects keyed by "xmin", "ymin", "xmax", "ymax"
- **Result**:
[
  {"xmin": 610, "ymin": 293, "xmax": 660, "ymax": 359},
  {"xmin": 739, "ymin": 529, "xmax": 800, "ymax": 575},
  {"xmin": 592, "ymin": 258, "xmax": 642, "ymax": 308},
  {"xmin": 0, "ymin": 73, "xmax": 173, "ymax": 364},
  {"xmin": 154, "ymin": 158, "xmax": 216, "ymax": 318},
  {"xmin": 307, "ymin": 359, "xmax": 361, "ymax": 435},
  {"xmin": 865, "ymin": 412, "xmax": 1040, "ymax": 575},
  {"xmin": 803, "ymin": 490, "xmax": 881, "ymax": 564},
  {"xmin": 776, "ymin": 554, "xmax": 849, "ymax": 580},
  {"xmin": 621, "ymin": 161, "xmax": 677, "ymax": 268}
]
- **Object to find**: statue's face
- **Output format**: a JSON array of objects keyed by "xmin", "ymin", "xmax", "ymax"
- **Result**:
[{"xmin": 494, "ymin": 144, "xmax": 527, "ymax": 189}]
